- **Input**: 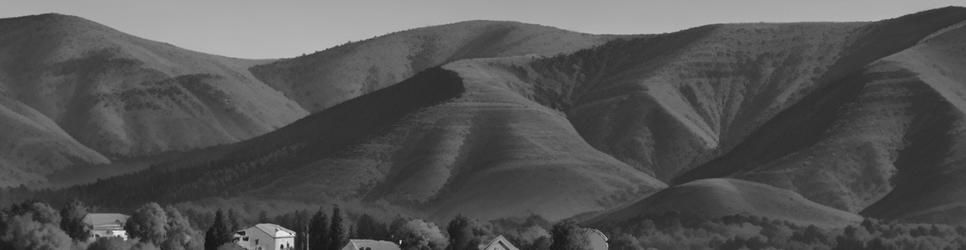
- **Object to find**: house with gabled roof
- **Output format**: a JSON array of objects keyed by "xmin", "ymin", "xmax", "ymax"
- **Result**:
[
  {"xmin": 478, "ymin": 235, "xmax": 519, "ymax": 250},
  {"xmin": 341, "ymin": 239, "xmax": 401, "ymax": 250},
  {"xmin": 233, "ymin": 223, "xmax": 296, "ymax": 250},
  {"xmin": 82, "ymin": 213, "xmax": 130, "ymax": 242}
]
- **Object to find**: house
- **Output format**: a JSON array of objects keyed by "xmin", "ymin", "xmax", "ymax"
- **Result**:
[
  {"xmin": 82, "ymin": 213, "xmax": 130, "ymax": 242},
  {"xmin": 233, "ymin": 223, "xmax": 296, "ymax": 250},
  {"xmin": 583, "ymin": 229, "xmax": 608, "ymax": 250},
  {"xmin": 478, "ymin": 235, "xmax": 518, "ymax": 250},
  {"xmin": 341, "ymin": 239, "xmax": 401, "ymax": 250}
]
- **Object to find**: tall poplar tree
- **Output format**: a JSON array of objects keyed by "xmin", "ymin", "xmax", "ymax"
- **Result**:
[{"xmin": 327, "ymin": 206, "xmax": 348, "ymax": 250}]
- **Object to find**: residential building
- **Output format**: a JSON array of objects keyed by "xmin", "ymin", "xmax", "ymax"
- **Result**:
[
  {"xmin": 234, "ymin": 223, "xmax": 296, "ymax": 250},
  {"xmin": 82, "ymin": 213, "xmax": 130, "ymax": 242}
]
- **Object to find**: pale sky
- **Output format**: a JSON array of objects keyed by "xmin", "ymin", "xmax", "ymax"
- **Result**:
[{"xmin": 2, "ymin": 0, "xmax": 963, "ymax": 59}]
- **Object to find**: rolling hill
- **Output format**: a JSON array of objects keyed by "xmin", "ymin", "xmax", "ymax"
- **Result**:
[
  {"xmin": 508, "ymin": 7, "xmax": 966, "ymax": 183},
  {"xmin": 48, "ymin": 65, "xmax": 665, "ymax": 221},
  {"xmin": 0, "ymin": 15, "xmax": 612, "ymax": 188},
  {"xmin": 412, "ymin": 7, "xmax": 966, "ymax": 216},
  {"xmin": 845, "ymin": 20, "xmax": 966, "ymax": 225},
  {"xmin": 0, "ymin": 13, "xmax": 307, "ymax": 186},
  {"xmin": 673, "ymin": 7, "xmax": 966, "ymax": 214},
  {"xmin": 16, "ymin": 7, "xmax": 966, "ymax": 226},
  {"xmin": 250, "ymin": 20, "xmax": 612, "ymax": 112}
]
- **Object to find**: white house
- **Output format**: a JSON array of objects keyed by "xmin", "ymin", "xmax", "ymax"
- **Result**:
[
  {"xmin": 82, "ymin": 213, "xmax": 130, "ymax": 242},
  {"xmin": 479, "ymin": 235, "xmax": 518, "ymax": 250},
  {"xmin": 233, "ymin": 223, "xmax": 296, "ymax": 250},
  {"xmin": 341, "ymin": 239, "xmax": 401, "ymax": 250}
]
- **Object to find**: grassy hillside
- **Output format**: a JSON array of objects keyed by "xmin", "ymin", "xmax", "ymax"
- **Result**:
[
  {"xmin": 250, "ymin": 20, "xmax": 611, "ymax": 112},
  {"xmin": 670, "ymin": 7, "xmax": 966, "ymax": 213},
  {"xmin": 0, "ymin": 96, "xmax": 109, "ymax": 186},
  {"xmin": 410, "ymin": 8, "xmax": 964, "ymax": 188},
  {"xmin": 45, "ymin": 64, "xmax": 664, "ymax": 221},
  {"xmin": 854, "ymin": 20, "xmax": 966, "ymax": 224},
  {"xmin": 0, "ymin": 13, "xmax": 308, "ymax": 186},
  {"xmin": 18, "ymin": 7, "xmax": 966, "ymax": 226},
  {"xmin": 363, "ymin": 7, "xmax": 966, "ymax": 222}
]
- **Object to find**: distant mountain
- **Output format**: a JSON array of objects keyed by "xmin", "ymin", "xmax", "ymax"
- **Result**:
[
  {"xmin": 0, "ymin": 13, "xmax": 307, "ymax": 186},
  {"xmin": 250, "ymin": 20, "xmax": 611, "ymax": 112},
  {"xmin": 585, "ymin": 178, "xmax": 862, "ymax": 227},
  {"xmin": 22, "ymin": 7, "xmax": 966, "ymax": 226},
  {"xmin": 420, "ymin": 7, "xmax": 966, "ymax": 216},
  {"xmin": 0, "ymin": 15, "xmax": 609, "ymax": 188}
]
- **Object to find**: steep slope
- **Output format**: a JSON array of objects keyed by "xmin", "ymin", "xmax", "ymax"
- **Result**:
[
  {"xmin": 586, "ymin": 178, "xmax": 862, "ymax": 227},
  {"xmin": 0, "ymin": 96, "xmax": 109, "ymax": 187},
  {"xmin": 26, "ymin": 7, "xmax": 966, "ymax": 224},
  {"xmin": 51, "ymin": 64, "xmax": 664, "ymax": 221},
  {"xmin": 329, "ymin": 7, "xmax": 966, "ymax": 221},
  {"xmin": 423, "ymin": 7, "xmax": 966, "ymax": 184},
  {"xmin": 250, "ymin": 20, "xmax": 611, "ymax": 112},
  {"xmin": 852, "ymin": 21, "xmax": 966, "ymax": 224},
  {"xmin": 0, "ymin": 14, "xmax": 308, "ymax": 186},
  {"xmin": 672, "ymin": 7, "xmax": 966, "ymax": 214}
]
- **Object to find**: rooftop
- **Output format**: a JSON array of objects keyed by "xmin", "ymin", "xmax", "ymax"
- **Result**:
[
  {"xmin": 252, "ymin": 223, "xmax": 296, "ymax": 238},
  {"xmin": 82, "ymin": 213, "xmax": 130, "ymax": 230},
  {"xmin": 346, "ymin": 239, "xmax": 401, "ymax": 250}
]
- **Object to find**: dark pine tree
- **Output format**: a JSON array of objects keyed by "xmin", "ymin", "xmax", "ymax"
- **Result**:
[
  {"xmin": 328, "ymin": 205, "xmax": 349, "ymax": 250},
  {"xmin": 205, "ymin": 210, "xmax": 232, "ymax": 250},
  {"xmin": 446, "ymin": 215, "xmax": 476, "ymax": 250},
  {"xmin": 389, "ymin": 217, "xmax": 407, "ymax": 241},
  {"xmin": 59, "ymin": 199, "xmax": 91, "ymax": 241},
  {"xmin": 309, "ymin": 208, "xmax": 330, "ymax": 250},
  {"xmin": 258, "ymin": 210, "xmax": 270, "ymax": 224},
  {"xmin": 549, "ymin": 220, "xmax": 584, "ymax": 250},
  {"xmin": 295, "ymin": 214, "xmax": 308, "ymax": 250},
  {"xmin": 356, "ymin": 213, "xmax": 388, "ymax": 240},
  {"xmin": 227, "ymin": 208, "xmax": 242, "ymax": 232}
]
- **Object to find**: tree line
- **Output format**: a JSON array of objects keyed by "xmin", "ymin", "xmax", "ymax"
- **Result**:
[
  {"xmin": 0, "ymin": 200, "xmax": 201, "ymax": 250},
  {"xmin": 0, "ymin": 200, "xmax": 594, "ymax": 250},
  {"xmin": 602, "ymin": 211, "xmax": 966, "ymax": 250},
  {"xmin": 15, "ymin": 198, "xmax": 965, "ymax": 250}
]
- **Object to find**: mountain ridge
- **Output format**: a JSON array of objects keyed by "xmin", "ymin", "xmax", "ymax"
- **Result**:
[{"xmin": 9, "ymin": 7, "xmax": 966, "ymax": 226}]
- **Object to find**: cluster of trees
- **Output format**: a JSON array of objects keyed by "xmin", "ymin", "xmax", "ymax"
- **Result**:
[
  {"xmin": 20, "ymin": 198, "xmax": 966, "ymax": 250},
  {"xmin": 0, "ymin": 201, "xmax": 72, "ymax": 249},
  {"xmin": 213, "ymin": 208, "xmax": 585, "ymax": 250},
  {"xmin": 602, "ymin": 212, "xmax": 966, "ymax": 250},
  {"xmin": 0, "ymin": 200, "xmax": 202, "ymax": 250},
  {"xmin": 201, "ymin": 205, "xmax": 355, "ymax": 250}
]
